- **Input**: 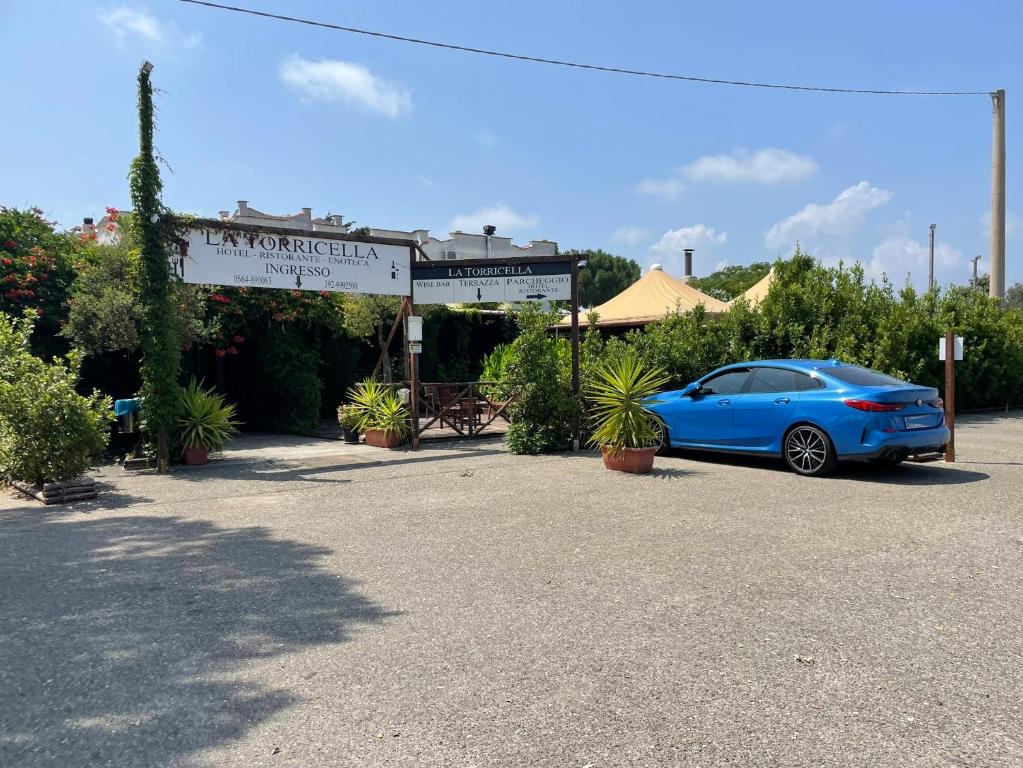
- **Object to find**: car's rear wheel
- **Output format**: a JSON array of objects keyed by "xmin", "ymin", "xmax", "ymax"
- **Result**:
[
  {"xmin": 784, "ymin": 425, "xmax": 837, "ymax": 477},
  {"xmin": 653, "ymin": 418, "xmax": 671, "ymax": 455}
]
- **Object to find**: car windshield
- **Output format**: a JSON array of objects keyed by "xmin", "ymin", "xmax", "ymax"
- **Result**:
[{"xmin": 824, "ymin": 365, "xmax": 907, "ymax": 387}]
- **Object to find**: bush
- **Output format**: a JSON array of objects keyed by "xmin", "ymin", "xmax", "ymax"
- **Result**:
[
  {"xmin": 174, "ymin": 379, "xmax": 241, "ymax": 453},
  {"xmin": 504, "ymin": 306, "xmax": 579, "ymax": 454},
  {"xmin": 0, "ymin": 313, "xmax": 112, "ymax": 485}
]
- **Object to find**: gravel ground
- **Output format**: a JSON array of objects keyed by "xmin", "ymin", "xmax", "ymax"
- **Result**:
[{"xmin": 1, "ymin": 411, "xmax": 1021, "ymax": 767}]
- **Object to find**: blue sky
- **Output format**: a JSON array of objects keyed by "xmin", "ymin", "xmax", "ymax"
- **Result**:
[{"xmin": 1, "ymin": 1, "xmax": 1019, "ymax": 289}]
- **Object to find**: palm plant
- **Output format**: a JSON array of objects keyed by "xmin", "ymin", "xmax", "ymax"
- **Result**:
[
  {"xmin": 586, "ymin": 350, "xmax": 667, "ymax": 453},
  {"xmin": 175, "ymin": 379, "xmax": 241, "ymax": 452},
  {"xmin": 344, "ymin": 380, "xmax": 387, "ymax": 432},
  {"xmin": 371, "ymin": 391, "xmax": 411, "ymax": 438}
]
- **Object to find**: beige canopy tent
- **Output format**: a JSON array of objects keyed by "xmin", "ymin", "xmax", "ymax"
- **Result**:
[
  {"xmin": 563, "ymin": 264, "xmax": 729, "ymax": 327},
  {"xmin": 730, "ymin": 267, "xmax": 775, "ymax": 306}
]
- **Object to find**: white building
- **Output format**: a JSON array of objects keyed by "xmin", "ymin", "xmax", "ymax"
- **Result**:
[{"xmin": 87, "ymin": 202, "xmax": 558, "ymax": 260}]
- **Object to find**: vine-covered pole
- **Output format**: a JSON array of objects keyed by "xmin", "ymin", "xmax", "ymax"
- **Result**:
[{"xmin": 129, "ymin": 61, "xmax": 180, "ymax": 473}]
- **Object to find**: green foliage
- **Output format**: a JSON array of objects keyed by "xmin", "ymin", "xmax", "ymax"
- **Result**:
[
  {"xmin": 344, "ymin": 381, "xmax": 410, "ymax": 438},
  {"xmin": 571, "ymin": 249, "xmax": 641, "ymax": 307},
  {"xmin": 242, "ymin": 327, "xmax": 323, "ymax": 434},
  {"xmin": 62, "ymin": 240, "xmax": 142, "ymax": 353},
  {"xmin": 174, "ymin": 379, "xmax": 241, "ymax": 452},
  {"xmin": 344, "ymin": 380, "xmax": 388, "ymax": 432},
  {"xmin": 586, "ymin": 350, "xmax": 667, "ymax": 451},
  {"xmin": 341, "ymin": 294, "xmax": 403, "ymax": 381},
  {"xmin": 689, "ymin": 261, "xmax": 771, "ymax": 301},
  {"xmin": 479, "ymin": 343, "xmax": 513, "ymax": 399},
  {"xmin": 0, "ymin": 312, "xmax": 113, "ymax": 485},
  {"xmin": 0, "ymin": 206, "xmax": 81, "ymax": 358},
  {"xmin": 1005, "ymin": 282, "xmax": 1023, "ymax": 310},
  {"xmin": 504, "ymin": 305, "xmax": 579, "ymax": 454},
  {"xmin": 129, "ymin": 66, "xmax": 180, "ymax": 468}
]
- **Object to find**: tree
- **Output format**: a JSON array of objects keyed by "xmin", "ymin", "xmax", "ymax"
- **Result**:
[
  {"xmin": 341, "ymin": 294, "xmax": 404, "ymax": 382},
  {"xmin": 129, "ymin": 63, "xmax": 180, "ymax": 472},
  {"xmin": 689, "ymin": 261, "xmax": 771, "ymax": 301},
  {"xmin": 1003, "ymin": 281, "xmax": 1023, "ymax": 309},
  {"xmin": 0, "ymin": 206, "xmax": 81, "ymax": 359},
  {"xmin": 570, "ymin": 249, "xmax": 640, "ymax": 308}
]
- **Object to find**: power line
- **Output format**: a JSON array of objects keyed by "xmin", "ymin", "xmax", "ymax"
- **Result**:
[{"xmin": 179, "ymin": 0, "xmax": 989, "ymax": 97}]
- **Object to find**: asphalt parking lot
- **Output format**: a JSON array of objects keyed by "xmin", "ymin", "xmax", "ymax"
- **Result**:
[{"xmin": 1, "ymin": 411, "xmax": 1021, "ymax": 767}]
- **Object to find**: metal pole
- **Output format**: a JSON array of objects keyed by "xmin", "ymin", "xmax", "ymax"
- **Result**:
[
  {"xmin": 944, "ymin": 330, "xmax": 955, "ymax": 463},
  {"xmin": 570, "ymin": 256, "xmax": 581, "ymax": 452},
  {"xmin": 408, "ymin": 245, "xmax": 420, "ymax": 450},
  {"xmin": 990, "ymin": 89, "xmax": 1006, "ymax": 299},
  {"xmin": 928, "ymin": 224, "xmax": 936, "ymax": 292},
  {"xmin": 971, "ymin": 255, "xmax": 982, "ymax": 289}
]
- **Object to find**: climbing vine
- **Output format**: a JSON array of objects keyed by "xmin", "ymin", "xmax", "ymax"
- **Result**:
[{"xmin": 128, "ymin": 63, "xmax": 180, "ymax": 472}]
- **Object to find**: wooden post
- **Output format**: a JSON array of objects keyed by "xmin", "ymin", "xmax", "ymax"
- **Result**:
[
  {"xmin": 408, "ymin": 245, "xmax": 420, "ymax": 450},
  {"xmin": 944, "ymin": 330, "xmax": 956, "ymax": 462},
  {"xmin": 570, "ymin": 256, "xmax": 581, "ymax": 451},
  {"xmin": 989, "ymin": 89, "xmax": 1006, "ymax": 299}
]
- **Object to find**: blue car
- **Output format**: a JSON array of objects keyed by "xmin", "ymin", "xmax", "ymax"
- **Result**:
[{"xmin": 648, "ymin": 360, "xmax": 949, "ymax": 476}]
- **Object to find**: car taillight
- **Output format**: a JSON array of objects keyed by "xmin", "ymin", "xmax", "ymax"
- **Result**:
[
  {"xmin": 843, "ymin": 399, "xmax": 906, "ymax": 412},
  {"xmin": 928, "ymin": 398, "xmax": 943, "ymax": 408}
]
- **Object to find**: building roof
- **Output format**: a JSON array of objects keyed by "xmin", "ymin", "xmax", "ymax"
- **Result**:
[
  {"xmin": 563, "ymin": 264, "xmax": 729, "ymax": 327},
  {"xmin": 730, "ymin": 267, "xmax": 775, "ymax": 306}
]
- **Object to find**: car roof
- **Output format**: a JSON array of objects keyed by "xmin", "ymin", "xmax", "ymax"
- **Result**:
[{"xmin": 708, "ymin": 359, "xmax": 847, "ymax": 375}]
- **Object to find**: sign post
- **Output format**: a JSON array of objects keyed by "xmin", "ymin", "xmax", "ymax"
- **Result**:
[
  {"xmin": 407, "ymin": 246, "xmax": 420, "ymax": 449},
  {"xmin": 939, "ymin": 331, "xmax": 963, "ymax": 462},
  {"xmin": 571, "ymin": 257, "xmax": 581, "ymax": 452}
]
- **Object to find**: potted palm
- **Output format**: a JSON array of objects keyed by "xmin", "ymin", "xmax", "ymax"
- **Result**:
[
  {"xmin": 175, "ymin": 379, "xmax": 241, "ymax": 465},
  {"xmin": 345, "ymin": 381, "xmax": 411, "ymax": 449},
  {"xmin": 586, "ymin": 350, "xmax": 667, "ymax": 474}
]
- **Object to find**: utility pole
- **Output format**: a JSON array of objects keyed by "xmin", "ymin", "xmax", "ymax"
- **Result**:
[
  {"xmin": 928, "ymin": 224, "xmax": 936, "ymax": 292},
  {"xmin": 971, "ymin": 255, "xmax": 982, "ymax": 289},
  {"xmin": 990, "ymin": 89, "xmax": 1006, "ymax": 299}
]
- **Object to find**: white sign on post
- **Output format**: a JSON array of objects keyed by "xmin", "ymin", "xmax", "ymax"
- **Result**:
[
  {"xmin": 170, "ymin": 226, "xmax": 411, "ymax": 296},
  {"xmin": 413, "ymin": 261, "xmax": 572, "ymax": 305},
  {"xmin": 938, "ymin": 336, "xmax": 964, "ymax": 361}
]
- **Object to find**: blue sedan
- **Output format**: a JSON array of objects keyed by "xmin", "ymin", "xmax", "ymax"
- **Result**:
[{"xmin": 648, "ymin": 360, "xmax": 949, "ymax": 476}]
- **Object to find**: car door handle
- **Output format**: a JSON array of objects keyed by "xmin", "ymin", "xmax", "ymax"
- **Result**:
[
  {"xmin": 774, "ymin": 397, "xmax": 791, "ymax": 404},
  {"xmin": 717, "ymin": 399, "xmax": 731, "ymax": 406}
]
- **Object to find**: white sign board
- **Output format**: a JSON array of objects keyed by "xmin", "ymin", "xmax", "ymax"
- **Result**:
[
  {"xmin": 171, "ymin": 227, "xmax": 411, "ymax": 296},
  {"xmin": 938, "ymin": 336, "xmax": 964, "ymax": 361},
  {"xmin": 413, "ymin": 261, "xmax": 572, "ymax": 305}
]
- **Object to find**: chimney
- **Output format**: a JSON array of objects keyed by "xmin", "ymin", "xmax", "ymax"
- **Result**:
[
  {"xmin": 330, "ymin": 214, "xmax": 344, "ymax": 227},
  {"xmin": 681, "ymin": 248, "xmax": 694, "ymax": 282},
  {"xmin": 83, "ymin": 217, "xmax": 94, "ymax": 226},
  {"xmin": 218, "ymin": 210, "xmax": 230, "ymax": 220},
  {"xmin": 237, "ymin": 200, "xmax": 249, "ymax": 216}
]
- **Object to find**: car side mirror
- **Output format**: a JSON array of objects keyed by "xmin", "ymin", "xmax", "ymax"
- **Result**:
[{"xmin": 681, "ymin": 383, "xmax": 700, "ymax": 398}]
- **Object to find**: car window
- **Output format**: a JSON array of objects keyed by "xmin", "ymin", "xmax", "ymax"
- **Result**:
[
  {"xmin": 825, "ymin": 365, "xmax": 907, "ymax": 386},
  {"xmin": 747, "ymin": 367, "xmax": 822, "ymax": 393},
  {"xmin": 700, "ymin": 369, "xmax": 749, "ymax": 395}
]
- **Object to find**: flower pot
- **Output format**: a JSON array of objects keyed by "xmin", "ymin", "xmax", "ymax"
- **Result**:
[
  {"xmin": 600, "ymin": 445, "xmax": 656, "ymax": 474},
  {"xmin": 183, "ymin": 445, "xmax": 209, "ymax": 465},
  {"xmin": 342, "ymin": 425, "xmax": 361, "ymax": 445},
  {"xmin": 364, "ymin": 429, "xmax": 403, "ymax": 449}
]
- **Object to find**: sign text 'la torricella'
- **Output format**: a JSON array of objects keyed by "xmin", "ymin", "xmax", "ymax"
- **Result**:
[{"xmin": 173, "ymin": 226, "xmax": 411, "ymax": 297}]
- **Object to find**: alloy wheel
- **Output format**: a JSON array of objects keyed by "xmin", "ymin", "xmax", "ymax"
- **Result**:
[{"xmin": 785, "ymin": 426, "xmax": 833, "ymax": 475}]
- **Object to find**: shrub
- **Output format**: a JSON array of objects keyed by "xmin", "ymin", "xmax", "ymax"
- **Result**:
[
  {"xmin": 586, "ymin": 350, "xmax": 667, "ymax": 452},
  {"xmin": 504, "ymin": 306, "xmax": 579, "ymax": 454},
  {"xmin": 0, "ymin": 313, "xmax": 112, "ymax": 485},
  {"xmin": 174, "ymin": 379, "xmax": 241, "ymax": 453},
  {"xmin": 344, "ymin": 381, "xmax": 410, "ymax": 438}
]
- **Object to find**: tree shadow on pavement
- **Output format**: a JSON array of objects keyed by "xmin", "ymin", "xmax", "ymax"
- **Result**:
[{"xmin": 0, "ymin": 515, "xmax": 394, "ymax": 767}]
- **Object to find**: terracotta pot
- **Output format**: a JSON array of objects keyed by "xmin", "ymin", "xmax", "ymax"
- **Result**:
[
  {"xmin": 364, "ymin": 429, "xmax": 403, "ymax": 449},
  {"xmin": 183, "ymin": 445, "xmax": 209, "ymax": 465},
  {"xmin": 600, "ymin": 445, "xmax": 656, "ymax": 474}
]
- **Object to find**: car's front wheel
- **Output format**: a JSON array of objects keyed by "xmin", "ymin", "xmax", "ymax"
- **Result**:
[{"xmin": 784, "ymin": 425, "xmax": 837, "ymax": 477}]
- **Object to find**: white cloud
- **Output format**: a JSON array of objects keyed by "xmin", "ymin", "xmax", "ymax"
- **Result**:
[
  {"xmin": 713, "ymin": 259, "xmax": 730, "ymax": 272},
  {"xmin": 682, "ymin": 148, "xmax": 817, "ymax": 185},
  {"xmin": 100, "ymin": 7, "xmax": 201, "ymax": 48},
  {"xmin": 612, "ymin": 226, "xmax": 651, "ymax": 246},
  {"xmin": 474, "ymin": 129, "xmax": 499, "ymax": 148},
  {"xmin": 417, "ymin": 174, "xmax": 435, "ymax": 188},
  {"xmin": 765, "ymin": 181, "xmax": 893, "ymax": 249},
  {"xmin": 279, "ymin": 55, "xmax": 412, "ymax": 118},
  {"xmin": 450, "ymin": 203, "xmax": 538, "ymax": 235},
  {"xmin": 634, "ymin": 177, "xmax": 685, "ymax": 200},
  {"xmin": 651, "ymin": 225, "xmax": 726, "ymax": 255},
  {"xmin": 868, "ymin": 235, "xmax": 962, "ymax": 286}
]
